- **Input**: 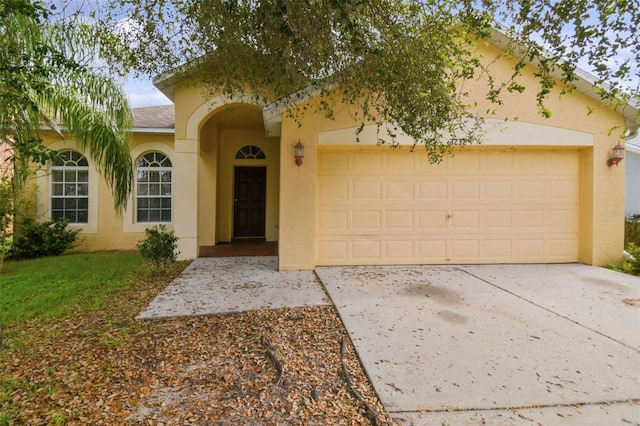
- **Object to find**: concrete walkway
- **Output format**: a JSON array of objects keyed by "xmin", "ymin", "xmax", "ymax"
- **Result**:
[
  {"xmin": 137, "ymin": 257, "xmax": 329, "ymax": 319},
  {"xmin": 138, "ymin": 259, "xmax": 640, "ymax": 425},
  {"xmin": 316, "ymin": 264, "xmax": 640, "ymax": 425}
]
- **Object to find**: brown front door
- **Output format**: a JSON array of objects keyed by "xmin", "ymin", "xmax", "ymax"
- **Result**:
[{"xmin": 233, "ymin": 167, "xmax": 266, "ymax": 239}]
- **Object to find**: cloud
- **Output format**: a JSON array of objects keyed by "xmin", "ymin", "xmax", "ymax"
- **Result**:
[{"xmin": 125, "ymin": 77, "xmax": 172, "ymax": 108}]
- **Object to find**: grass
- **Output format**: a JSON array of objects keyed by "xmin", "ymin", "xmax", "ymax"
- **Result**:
[
  {"xmin": 0, "ymin": 251, "xmax": 146, "ymax": 326},
  {"xmin": 0, "ymin": 252, "xmax": 190, "ymax": 425}
]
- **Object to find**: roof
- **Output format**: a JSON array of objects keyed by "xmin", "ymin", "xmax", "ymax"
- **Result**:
[{"xmin": 131, "ymin": 105, "xmax": 175, "ymax": 131}]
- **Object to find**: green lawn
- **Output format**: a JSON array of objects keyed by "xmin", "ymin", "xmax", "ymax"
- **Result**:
[{"xmin": 0, "ymin": 251, "xmax": 146, "ymax": 325}]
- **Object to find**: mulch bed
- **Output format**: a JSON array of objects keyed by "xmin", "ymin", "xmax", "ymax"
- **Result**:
[{"xmin": 1, "ymin": 265, "xmax": 398, "ymax": 425}]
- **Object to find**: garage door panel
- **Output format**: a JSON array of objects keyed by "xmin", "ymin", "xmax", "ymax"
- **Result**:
[
  {"xmin": 317, "ymin": 149, "xmax": 579, "ymax": 265},
  {"xmin": 383, "ymin": 210, "xmax": 415, "ymax": 229},
  {"xmin": 450, "ymin": 181, "xmax": 481, "ymax": 200},
  {"xmin": 352, "ymin": 180, "xmax": 382, "ymax": 200},
  {"xmin": 352, "ymin": 210, "xmax": 381, "ymax": 230},
  {"xmin": 384, "ymin": 180, "xmax": 415, "ymax": 199},
  {"xmin": 417, "ymin": 210, "xmax": 447, "ymax": 229},
  {"xmin": 417, "ymin": 180, "xmax": 448, "ymax": 200}
]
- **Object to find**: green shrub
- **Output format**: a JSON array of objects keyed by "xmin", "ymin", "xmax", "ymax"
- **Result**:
[
  {"xmin": 625, "ymin": 216, "xmax": 640, "ymax": 248},
  {"xmin": 136, "ymin": 225, "xmax": 179, "ymax": 269},
  {"xmin": 11, "ymin": 218, "xmax": 80, "ymax": 258},
  {"xmin": 623, "ymin": 243, "xmax": 640, "ymax": 275}
]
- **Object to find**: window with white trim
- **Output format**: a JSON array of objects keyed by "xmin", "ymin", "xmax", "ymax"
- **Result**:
[
  {"xmin": 50, "ymin": 150, "xmax": 89, "ymax": 223},
  {"xmin": 235, "ymin": 145, "xmax": 266, "ymax": 159},
  {"xmin": 136, "ymin": 152, "xmax": 172, "ymax": 222}
]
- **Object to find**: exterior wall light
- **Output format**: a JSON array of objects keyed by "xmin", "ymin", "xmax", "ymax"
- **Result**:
[
  {"xmin": 294, "ymin": 140, "xmax": 304, "ymax": 166},
  {"xmin": 607, "ymin": 142, "xmax": 625, "ymax": 167}
]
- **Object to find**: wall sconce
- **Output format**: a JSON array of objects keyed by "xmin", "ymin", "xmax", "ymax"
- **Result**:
[
  {"xmin": 294, "ymin": 140, "xmax": 304, "ymax": 166},
  {"xmin": 606, "ymin": 142, "xmax": 625, "ymax": 167}
]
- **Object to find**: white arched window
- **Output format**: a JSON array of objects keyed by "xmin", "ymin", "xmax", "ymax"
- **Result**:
[
  {"xmin": 50, "ymin": 150, "xmax": 89, "ymax": 223},
  {"xmin": 136, "ymin": 152, "xmax": 173, "ymax": 222}
]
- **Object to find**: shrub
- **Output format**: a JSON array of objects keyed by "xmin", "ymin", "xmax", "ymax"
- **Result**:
[
  {"xmin": 137, "ymin": 225, "xmax": 179, "ymax": 269},
  {"xmin": 623, "ymin": 243, "xmax": 640, "ymax": 275},
  {"xmin": 625, "ymin": 215, "xmax": 640, "ymax": 248},
  {"xmin": 11, "ymin": 218, "xmax": 80, "ymax": 258}
]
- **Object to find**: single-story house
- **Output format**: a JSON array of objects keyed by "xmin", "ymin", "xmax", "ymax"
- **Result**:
[
  {"xmin": 626, "ymin": 137, "xmax": 640, "ymax": 217},
  {"xmin": 31, "ymin": 34, "xmax": 638, "ymax": 270}
]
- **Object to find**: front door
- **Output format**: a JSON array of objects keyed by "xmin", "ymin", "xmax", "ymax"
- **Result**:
[{"xmin": 233, "ymin": 167, "xmax": 266, "ymax": 240}]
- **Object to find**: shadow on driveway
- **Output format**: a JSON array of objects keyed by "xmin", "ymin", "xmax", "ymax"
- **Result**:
[{"xmin": 316, "ymin": 263, "xmax": 640, "ymax": 425}]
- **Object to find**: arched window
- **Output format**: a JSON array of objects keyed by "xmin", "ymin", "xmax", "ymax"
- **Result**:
[
  {"xmin": 235, "ymin": 145, "xmax": 266, "ymax": 160},
  {"xmin": 50, "ymin": 150, "xmax": 89, "ymax": 223},
  {"xmin": 136, "ymin": 152, "xmax": 172, "ymax": 222}
]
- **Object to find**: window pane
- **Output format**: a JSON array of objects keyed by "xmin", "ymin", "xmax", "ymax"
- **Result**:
[
  {"xmin": 65, "ymin": 211, "xmax": 78, "ymax": 223},
  {"xmin": 78, "ymin": 198, "xmax": 88, "ymax": 210},
  {"xmin": 149, "ymin": 171, "xmax": 160, "ymax": 183},
  {"xmin": 137, "ymin": 210, "xmax": 149, "ymax": 222},
  {"xmin": 149, "ymin": 184, "xmax": 160, "ymax": 196},
  {"xmin": 51, "ymin": 210, "xmax": 63, "ymax": 220},
  {"xmin": 161, "ymin": 198, "xmax": 171, "ymax": 208},
  {"xmin": 149, "ymin": 210, "xmax": 160, "ymax": 222},
  {"xmin": 150, "ymin": 198, "xmax": 161, "ymax": 208},
  {"xmin": 161, "ymin": 210, "xmax": 171, "ymax": 221},
  {"xmin": 52, "ymin": 184, "xmax": 63, "ymax": 196},
  {"xmin": 64, "ymin": 184, "xmax": 76, "ymax": 196},
  {"xmin": 64, "ymin": 170, "xmax": 76, "ymax": 182},
  {"xmin": 160, "ymin": 171, "xmax": 171, "ymax": 182},
  {"xmin": 65, "ymin": 198, "xmax": 77, "ymax": 210},
  {"xmin": 52, "ymin": 198, "xmax": 64, "ymax": 209},
  {"xmin": 138, "ymin": 198, "xmax": 149, "ymax": 208},
  {"xmin": 161, "ymin": 184, "xmax": 171, "ymax": 195},
  {"xmin": 77, "ymin": 184, "xmax": 88, "ymax": 196},
  {"xmin": 78, "ymin": 171, "xmax": 88, "ymax": 182},
  {"xmin": 77, "ymin": 211, "xmax": 88, "ymax": 223},
  {"xmin": 137, "ymin": 184, "xmax": 148, "ymax": 195},
  {"xmin": 52, "ymin": 170, "xmax": 64, "ymax": 182}
]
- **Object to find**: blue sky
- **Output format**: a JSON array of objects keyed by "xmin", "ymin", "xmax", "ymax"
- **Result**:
[{"xmin": 125, "ymin": 76, "xmax": 172, "ymax": 108}]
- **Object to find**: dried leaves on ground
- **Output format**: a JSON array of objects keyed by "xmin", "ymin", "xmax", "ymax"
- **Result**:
[{"xmin": 1, "ymin": 265, "xmax": 397, "ymax": 425}]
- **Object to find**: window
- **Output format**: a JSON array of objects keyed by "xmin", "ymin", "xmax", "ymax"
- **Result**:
[
  {"xmin": 136, "ymin": 152, "xmax": 172, "ymax": 222},
  {"xmin": 50, "ymin": 150, "xmax": 89, "ymax": 223},
  {"xmin": 235, "ymin": 145, "xmax": 266, "ymax": 160}
]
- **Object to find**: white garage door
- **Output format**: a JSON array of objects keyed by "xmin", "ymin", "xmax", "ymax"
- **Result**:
[{"xmin": 316, "ymin": 148, "xmax": 580, "ymax": 265}]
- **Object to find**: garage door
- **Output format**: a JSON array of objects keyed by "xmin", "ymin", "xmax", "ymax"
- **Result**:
[{"xmin": 316, "ymin": 148, "xmax": 580, "ymax": 265}]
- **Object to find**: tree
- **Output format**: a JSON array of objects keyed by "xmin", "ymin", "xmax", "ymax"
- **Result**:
[
  {"xmin": 0, "ymin": 0, "xmax": 134, "ymax": 211},
  {"xmin": 101, "ymin": 0, "xmax": 639, "ymax": 162}
]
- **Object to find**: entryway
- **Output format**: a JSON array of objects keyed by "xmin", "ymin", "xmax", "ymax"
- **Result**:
[{"xmin": 233, "ymin": 166, "xmax": 266, "ymax": 241}]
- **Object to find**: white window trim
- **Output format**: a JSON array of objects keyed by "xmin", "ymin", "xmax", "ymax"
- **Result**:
[
  {"xmin": 36, "ymin": 141, "xmax": 99, "ymax": 234},
  {"xmin": 123, "ymin": 142, "xmax": 175, "ymax": 233}
]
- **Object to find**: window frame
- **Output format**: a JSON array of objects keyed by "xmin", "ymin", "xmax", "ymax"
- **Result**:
[
  {"xmin": 135, "ymin": 151, "xmax": 173, "ymax": 224},
  {"xmin": 49, "ymin": 150, "xmax": 90, "ymax": 224}
]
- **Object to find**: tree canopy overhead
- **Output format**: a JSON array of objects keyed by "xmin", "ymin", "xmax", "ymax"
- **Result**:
[{"xmin": 102, "ymin": 0, "xmax": 639, "ymax": 160}]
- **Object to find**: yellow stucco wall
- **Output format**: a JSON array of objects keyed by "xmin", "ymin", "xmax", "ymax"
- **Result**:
[
  {"xmin": 35, "ymin": 131, "xmax": 176, "ymax": 253},
  {"xmin": 28, "ymin": 37, "xmax": 627, "ymax": 267},
  {"xmin": 276, "ymin": 42, "xmax": 626, "ymax": 269}
]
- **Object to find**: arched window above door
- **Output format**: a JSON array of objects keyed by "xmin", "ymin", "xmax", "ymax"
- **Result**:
[{"xmin": 235, "ymin": 145, "xmax": 266, "ymax": 160}]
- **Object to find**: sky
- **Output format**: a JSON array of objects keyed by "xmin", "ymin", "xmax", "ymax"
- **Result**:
[{"xmin": 125, "ymin": 76, "xmax": 173, "ymax": 108}]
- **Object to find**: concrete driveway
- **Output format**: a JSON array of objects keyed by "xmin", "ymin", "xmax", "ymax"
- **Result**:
[{"xmin": 316, "ymin": 264, "xmax": 640, "ymax": 425}]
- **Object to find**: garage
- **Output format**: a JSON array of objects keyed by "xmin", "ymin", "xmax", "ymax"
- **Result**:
[{"xmin": 316, "ymin": 148, "xmax": 580, "ymax": 265}]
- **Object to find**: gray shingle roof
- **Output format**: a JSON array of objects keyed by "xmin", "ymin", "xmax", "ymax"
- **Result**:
[{"xmin": 132, "ymin": 105, "xmax": 175, "ymax": 129}]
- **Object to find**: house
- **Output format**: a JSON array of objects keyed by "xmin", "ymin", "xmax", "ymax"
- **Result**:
[
  {"xmin": 626, "ymin": 136, "xmax": 640, "ymax": 217},
  {"xmin": 32, "ymin": 35, "xmax": 638, "ymax": 270}
]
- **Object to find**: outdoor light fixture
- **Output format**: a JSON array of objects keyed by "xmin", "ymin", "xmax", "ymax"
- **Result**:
[
  {"xmin": 294, "ymin": 140, "xmax": 304, "ymax": 166},
  {"xmin": 606, "ymin": 142, "xmax": 625, "ymax": 167}
]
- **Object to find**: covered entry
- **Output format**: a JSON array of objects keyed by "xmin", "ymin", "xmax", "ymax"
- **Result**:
[{"xmin": 316, "ymin": 148, "xmax": 581, "ymax": 265}]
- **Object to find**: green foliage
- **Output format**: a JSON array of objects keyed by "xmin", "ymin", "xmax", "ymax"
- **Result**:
[
  {"xmin": 623, "ymin": 244, "xmax": 640, "ymax": 275},
  {"xmin": 0, "ymin": 0, "xmax": 134, "ymax": 212},
  {"xmin": 99, "ymin": 0, "xmax": 638, "ymax": 161},
  {"xmin": 625, "ymin": 216, "xmax": 640, "ymax": 248},
  {"xmin": 10, "ymin": 218, "xmax": 80, "ymax": 259},
  {"xmin": 136, "ymin": 225, "xmax": 179, "ymax": 269}
]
